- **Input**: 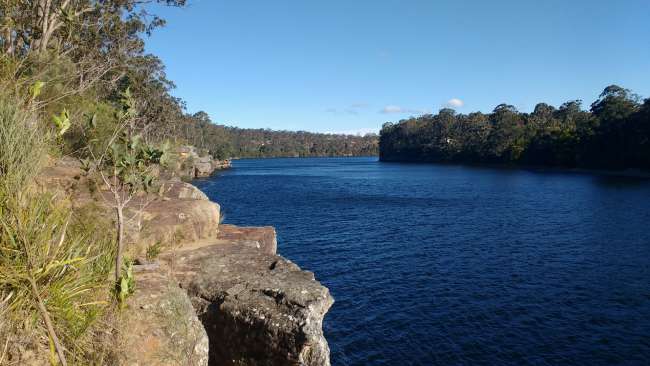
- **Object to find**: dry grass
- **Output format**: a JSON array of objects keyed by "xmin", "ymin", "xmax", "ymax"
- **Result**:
[{"xmin": 0, "ymin": 97, "xmax": 117, "ymax": 365}]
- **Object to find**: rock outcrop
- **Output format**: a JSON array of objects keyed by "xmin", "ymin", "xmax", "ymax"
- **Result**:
[
  {"xmin": 38, "ymin": 154, "xmax": 333, "ymax": 366},
  {"xmin": 217, "ymin": 224, "xmax": 278, "ymax": 255},
  {"xmin": 119, "ymin": 269, "xmax": 210, "ymax": 366},
  {"xmin": 133, "ymin": 180, "xmax": 221, "ymax": 252},
  {"xmin": 36, "ymin": 159, "xmax": 222, "ymax": 256},
  {"xmin": 175, "ymin": 146, "xmax": 231, "ymax": 179},
  {"xmin": 163, "ymin": 241, "xmax": 334, "ymax": 366}
]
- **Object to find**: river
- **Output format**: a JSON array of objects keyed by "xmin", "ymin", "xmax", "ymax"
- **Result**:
[{"xmin": 194, "ymin": 157, "xmax": 650, "ymax": 366}]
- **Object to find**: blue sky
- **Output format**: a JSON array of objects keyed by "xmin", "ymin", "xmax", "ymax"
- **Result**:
[{"xmin": 146, "ymin": 0, "xmax": 650, "ymax": 134}]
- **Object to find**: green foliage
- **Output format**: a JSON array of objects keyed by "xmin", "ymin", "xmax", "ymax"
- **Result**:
[
  {"xmin": 115, "ymin": 261, "xmax": 136, "ymax": 308},
  {"xmin": 0, "ymin": 1, "xmax": 194, "ymax": 363},
  {"xmin": 120, "ymin": 88, "xmax": 137, "ymax": 120},
  {"xmin": 174, "ymin": 110, "xmax": 378, "ymax": 159},
  {"xmin": 98, "ymin": 132, "xmax": 164, "ymax": 196},
  {"xmin": 52, "ymin": 108, "xmax": 71, "ymax": 137},
  {"xmin": 380, "ymin": 85, "xmax": 650, "ymax": 170},
  {"xmin": 0, "ymin": 100, "xmax": 115, "ymax": 363},
  {"xmin": 146, "ymin": 242, "xmax": 163, "ymax": 262},
  {"xmin": 86, "ymin": 89, "xmax": 164, "ymax": 196},
  {"xmin": 66, "ymin": 100, "xmax": 122, "ymax": 156},
  {"xmin": 29, "ymin": 81, "xmax": 45, "ymax": 99},
  {"xmin": 0, "ymin": 193, "xmax": 113, "ymax": 324},
  {"xmin": 158, "ymin": 140, "xmax": 174, "ymax": 167}
]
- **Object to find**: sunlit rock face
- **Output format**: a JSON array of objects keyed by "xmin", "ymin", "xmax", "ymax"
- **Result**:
[
  {"xmin": 172, "ymin": 242, "xmax": 334, "ymax": 366},
  {"xmin": 217, "ymin": 224, "xmax": 278, "ymax": 255},
  {"xmin": 118, "ymin": 275, "xmax": 210, "ymax": 366}
]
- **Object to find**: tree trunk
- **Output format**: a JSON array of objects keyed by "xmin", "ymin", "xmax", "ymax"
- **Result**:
[{"xmin": 115, "ymin": 204, "xmax": 125, "ymax": 282}]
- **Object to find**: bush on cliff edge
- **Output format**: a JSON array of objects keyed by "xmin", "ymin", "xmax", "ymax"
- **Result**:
[{"xmin": 0, "ymin": 97, "xmax": 116, "ymax": 365}]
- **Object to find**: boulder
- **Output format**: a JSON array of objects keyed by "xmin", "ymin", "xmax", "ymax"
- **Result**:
[
  {"xmin": 169, "ymin": 243, "xmax": 333, "ymax": 366},
  {"xmin": 194, "ymin": 161, "xmax": 214, "ymax": 177},
  {"xmin": 175, "ymin": 146, "xmax": 215, "ymax": 178},
  {"xmin": 134, "ymin": 198, "xmax": 220, "ymax": 252},
  {"xmin": 160, "ymin": 181, "xmax": 210, "ymax": 201},
  {"xmin": 177, "ymin": 145, "xmax": 198, "ymax": 158}
]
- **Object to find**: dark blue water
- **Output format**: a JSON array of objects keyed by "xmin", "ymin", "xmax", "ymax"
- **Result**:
[{"xmin": 194, "ymin": 157, "xmax": 650, "ymax": 366}]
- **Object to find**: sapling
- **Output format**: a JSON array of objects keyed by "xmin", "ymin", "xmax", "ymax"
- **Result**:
[{"xmin": 84, "ymin": 88, "xmax": 163, "ymax": 296}]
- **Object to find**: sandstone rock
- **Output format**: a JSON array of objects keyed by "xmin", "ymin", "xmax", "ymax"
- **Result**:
[
  {"xmin": 177, "ymin": 145, "xmax": 197, "ymax": 157},
  {"xmin": 197, "ymin": 156, "xmax": 212, "ymax": 164},
  {"xmin": 174, "ymin": 146, "xmax": 230, "ymax": 178},
  {"xmin": 171, "ymin": 243, "xmax": 333, "ymax": 366},
  {"xmin": 36, "ymin": 156, "xmax": 332, "ymax": 366},
  {"xmin": 135, "ymin": 198, "xmax": 220, "ymax": 251},
  {"xmin": 217, "ymin": 224, "xmax": 277, "ymax": 255},
  {"xmin": 194, "ymin": 161, "xmax": 214, "ymax": 177},
  {"xmin": 119, "ymin": 270, "xmax": 209, "ymax": 366},
  {"xmin": 160, "ymin": 181, "xmax": 210, "ymax": 201}
]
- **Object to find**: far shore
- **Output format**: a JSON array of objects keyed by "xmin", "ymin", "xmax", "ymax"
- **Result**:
[{"xmin": 382, "ymin": 157, "xmax": 650, "ymax": 179}]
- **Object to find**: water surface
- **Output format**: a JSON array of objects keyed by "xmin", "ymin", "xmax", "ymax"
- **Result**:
[{"xmin": 194, "ymin": 157, "xmax": 650, "ymax": 366}]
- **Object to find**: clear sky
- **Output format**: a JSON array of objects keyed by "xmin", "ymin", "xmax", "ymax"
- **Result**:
[{"xmin": 145, "ymin": 0, "xmax": 650, "ymax": 134}]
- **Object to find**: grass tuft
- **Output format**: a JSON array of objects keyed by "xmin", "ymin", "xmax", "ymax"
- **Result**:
[{"xmin": 0, "ymin": 96, "xmax": 116, "ymax": 364}]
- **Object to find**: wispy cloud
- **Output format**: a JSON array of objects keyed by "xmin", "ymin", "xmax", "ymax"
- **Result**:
[
  {"xmin": 445, "ymin": 98, "xmax": 464, "ymax": 108},
  {"xmin": 380, "ymin": 105, "xmax": 404, "ymax": 114},
  {"xmin": 380, "ymin": 105, "xmax": 429, "ymax": 115}
]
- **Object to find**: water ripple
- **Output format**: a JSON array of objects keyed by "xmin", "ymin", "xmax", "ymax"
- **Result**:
[{"xmin": 195, "ymin": 157, "xmax": 650, "ymax": 366}]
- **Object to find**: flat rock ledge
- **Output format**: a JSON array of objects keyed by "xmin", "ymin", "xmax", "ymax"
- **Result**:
[
  {"xmin": 217, "ymin": 224, "xmax": 277, "ymax": 255},
  {"xmin": 169, "ymin": 242, "xmax": 334, "ymax": 366}
]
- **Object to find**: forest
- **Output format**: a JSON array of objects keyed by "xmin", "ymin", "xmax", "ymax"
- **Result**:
[
  {"xmin": 380, "ymin": 86, "xmax": 650, "ymax": 170},
  {"xmin": 180, "ymin": 111, "xmax": 378, "ymax": 159},
  {"xmin": 0, "ymin": 1, "xmax": 374, "ymax": 162}
]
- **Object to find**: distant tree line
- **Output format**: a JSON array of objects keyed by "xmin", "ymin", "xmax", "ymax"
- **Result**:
[
  {"xmin": 178, "ymin": 111, "xmax": 379, "ymax": 159},
  {"xmin": 380, "ymin": 86, "xmax": 650, "ymax": 170}
]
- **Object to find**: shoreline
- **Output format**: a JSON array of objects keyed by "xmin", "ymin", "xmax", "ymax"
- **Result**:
[
  {"xmin": 378, "ymin": 157, "xmax": 650, "ymax": 179},
  {"xmin": 231, "ymin": 154, "xmax": 378, "ymax": 160},
  {"xmin": 221, "ymin": 154, "xmax": 650, "ymax": 179}
]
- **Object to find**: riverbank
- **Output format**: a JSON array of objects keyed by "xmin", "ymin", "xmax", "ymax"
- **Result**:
[
  {"xmin": 35, "ymin": 155, "xmax": 334, "ymax": 366},
  {"xmin": 379, "ymin": 157, "xmax": 650, "ymax": 179}
]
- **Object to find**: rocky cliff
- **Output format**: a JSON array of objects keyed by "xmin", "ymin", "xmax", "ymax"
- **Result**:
[
  {"xmin": 37, "ymin": 154, "xmax": 333, "ymax": 366},
  {"xmin": 175, "ymin": 145, "xmax": 231, "ymax": 179},
  {"xmin": 170, "ymin": 238, "xmax": 333, "ymax": 366}
]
